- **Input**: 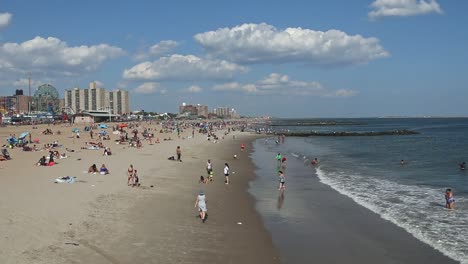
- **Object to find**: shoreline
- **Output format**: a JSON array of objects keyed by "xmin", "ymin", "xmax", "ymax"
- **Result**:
[{"xmin": 249, "ymin": 136, "xmax": 460, "ymax": 264}]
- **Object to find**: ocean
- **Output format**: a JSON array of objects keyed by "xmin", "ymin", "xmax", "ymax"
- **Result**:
[{"xmin": 249, "ymin": 118, "xmax": 468, "ymax": 263}]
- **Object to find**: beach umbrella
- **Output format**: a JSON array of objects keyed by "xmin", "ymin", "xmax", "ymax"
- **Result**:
[
  {"xmin": 19, "ymin": 132, "xmax": 30, "ymax": 139},
  {"xmin": 99, "ymin": 124, "xmax": 108, "ymax": 129},
  {"xmin": 118, "ymin": 123, "xmax": 128, "ymax": 128},
  {"xmin": 72, "ymin": 128, "xmax": 80, "ymax": 133}
]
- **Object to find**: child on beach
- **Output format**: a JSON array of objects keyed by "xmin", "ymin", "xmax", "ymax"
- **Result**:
[
  {"xmin": 127, "ymin": 164, "xmax": 134, "ymax": 186},
  {"xmin": 199, "ymin": 175, "xmax": 207, "ymax": 184},
  {"xmin": 133, "ymin": 170, "xmax": 140, "ymax": 187},
  {"xmin": 224, "ymin": 163, "xmax": 230, "ymax": 184},
  {"xmin": 445, "ymin": 189, "xmax": 455, "ymax": 209},
  {"xmin": 88, "ymin": 164, "xmax": 98, "ymax": 174},
  {"xmin": 206, "ymin": 159, "xmax": 213, "ymax": 176},
  {"xmin": 100, "ymin": 164, "xmax": 110, "ymax": 175},
  {"xmin": 176, "ymin": 146, "xmax": 182, "ymax": 162},
  {"xmin": 278, "ymin": 170, "xmax": 285, "ymax": 190}
]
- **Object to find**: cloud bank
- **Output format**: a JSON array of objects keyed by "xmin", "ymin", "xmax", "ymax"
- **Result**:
[
  {"xmin": 0, "ymin": 36, "xmax": 125, "ymax": 75},
  {"xmin": 194, "ymin": 23, "xmax": 389, "ymax": 66},
  {"xmin": 369, "ymin": 0, "xmax": 443, "ymax": 19},
  {"xmin": 213, "ymin": 73, "xmax": 357, "ymax": 97},
  {"xmin": 123, "ymin": 54, "xmax": 247, "ymax": 81}
]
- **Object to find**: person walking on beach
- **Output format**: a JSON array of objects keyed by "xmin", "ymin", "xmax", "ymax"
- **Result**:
[
  {"xmin": 445, "ymin": 189, "xmax": 455, "ymax": 209},
  {"xmin": 224, "ymin": 163, "xmax": 230, "ymax": 184},
  {"xmin": 240, "ymin": 143, "xmax": 245, "ymax": 152},
  {"xmin": 176, "ymin": 146, "xmax": 182, "ymax": 162},
  {"xmin": 194, "ymin": 191, "xmax": 208, "ymax": 223},
  {"xmin": 206, "ymin": 159, "xmax": 213, "ymax": 180}
]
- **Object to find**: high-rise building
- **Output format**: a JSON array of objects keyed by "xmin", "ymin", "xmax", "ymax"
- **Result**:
[
  {"xmin": 196, "ymin": 104, "xmax": 209, "ymax": 118},
  {"xmin": 64, "ymin": 82, "xmax": 130, "ymax": 115},
  {"xmin": 0, "ymin": 90, "xmax": 32, "ymax": 114},
  {"xmin": 179, "ymin": 102, "xmax": 209, "ymax": 117},
  {"xmin": 107, "ymin": 89, "xmax": 130, "ymax": 115},
  {"xmin": 214, "ymin": 106, "xmax": 240, "ymax": 118}
]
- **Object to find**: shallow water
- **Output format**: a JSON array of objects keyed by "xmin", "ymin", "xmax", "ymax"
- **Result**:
[{"xmin": 249, "ymin": 118, "xmax": 468, "ymax": 263}]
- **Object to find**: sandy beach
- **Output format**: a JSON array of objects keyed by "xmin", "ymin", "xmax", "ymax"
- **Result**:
[{"xmin": 0, "ymin": 122, "xmax": 279, "ymax": 264}]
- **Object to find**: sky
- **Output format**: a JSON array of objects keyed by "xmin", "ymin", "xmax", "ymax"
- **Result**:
[{"xmin": 0, "ymin": 0, "xmax": 467, "ymax": 117}]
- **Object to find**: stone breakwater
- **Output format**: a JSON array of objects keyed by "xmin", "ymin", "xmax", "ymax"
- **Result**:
[{"xmin": 277, "ymin": 129, "xmax": 419, "ymax": 137}]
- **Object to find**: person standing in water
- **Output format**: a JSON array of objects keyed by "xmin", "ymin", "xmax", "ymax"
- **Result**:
[
  {"xmin": 194, "ymin": 191, "xmax": 207, "ymax": 223},
  {"xmin": 445, "ymin": 189, "xmax": 455, "ymax": 209},
  {"xmin": 278, "ymin": 170, "xmax": 286, "ymax": 191},
  {"xmin": 276, "ymin": 153, "xmax": 282, "ymax": 167}
]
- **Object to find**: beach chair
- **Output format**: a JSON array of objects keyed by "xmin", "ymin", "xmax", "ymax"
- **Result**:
[{"xmin": 1, "ymin": 148, "xmax": 11, "ymax": 160}]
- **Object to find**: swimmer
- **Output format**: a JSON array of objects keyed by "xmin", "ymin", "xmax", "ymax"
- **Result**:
[
  {"xmin": 311, "ymin": 158, "xmax": 318, "ymax": 165},
  {"xmin": 400, "ymin": 159, "xmax": 406, "ymax": 166},
  {"xmin": 460, "ymin": 162, "xmax": 466, "ymax": 171},
  {"xmin": 445, "ymin": 189, "xmax": 455, "ymax": 209}
]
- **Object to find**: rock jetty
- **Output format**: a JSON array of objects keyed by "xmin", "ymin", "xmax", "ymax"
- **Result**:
[{"xmin": 278, "ymin": 129, "xmax": 419, "ymax": 137}]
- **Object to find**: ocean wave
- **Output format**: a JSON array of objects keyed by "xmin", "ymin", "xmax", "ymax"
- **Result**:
[{"xmin": 316, "ymin": 167, "xmax": 468, "ymax": 264}]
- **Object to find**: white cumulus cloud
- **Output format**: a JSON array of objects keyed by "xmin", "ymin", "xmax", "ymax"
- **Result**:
[
  {"xmin": 194, "ymin": 23, "xmax": 389, "ymax": 66},
  {"xmin": 134, "ymin": 82, "xmax": 167, "ymax": 94},
  {"xmin": 369, "ymin": 0, "xmax": 443, "ymax": 19},
  {"xmin": 149, "ymin": 40, "xmax": 178, "ymax": 57},
  {"xmin": 123, "ymin": 54, "xmax": 247, "ymax": 81},
  {"xmin": 213, "ymin": 73, "xmax": 357, "ymax": 97},
  {"xmin": 133, "ymin": 40, "xmax": 179, "ymax": 61},
  {"xmin": 0, "ymin": 12, "xmax": 12, "ymax": 29},
  {"xmin": 0, "ymin": 36, "xmax": 125, "ymax": 75}
]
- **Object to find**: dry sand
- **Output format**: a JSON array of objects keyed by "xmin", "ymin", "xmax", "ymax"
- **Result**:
[{"xmin": 0, "ymin": 123, "xmax": 279, "ymax": 264}]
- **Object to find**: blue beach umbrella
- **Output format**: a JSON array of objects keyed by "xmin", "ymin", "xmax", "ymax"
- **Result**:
[{"xmin": 19, "ymin": 132, "xmax": 29, "ymax": 139}]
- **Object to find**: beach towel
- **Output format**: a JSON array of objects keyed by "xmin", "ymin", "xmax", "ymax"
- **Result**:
[{"xmin": 54, "ymin": 176, "xmax": 76, "ymax": 183}]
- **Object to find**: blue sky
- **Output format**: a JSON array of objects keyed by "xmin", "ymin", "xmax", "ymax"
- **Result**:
[{"xmin": 0, "ymin": 0, "xmax": 466, "ymax": 117}]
